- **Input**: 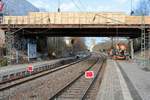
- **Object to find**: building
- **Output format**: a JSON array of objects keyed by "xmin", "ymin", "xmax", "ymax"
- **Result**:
[{"xmin": 2, "ymin": 0, "xmax": 39, "ymax": 16}]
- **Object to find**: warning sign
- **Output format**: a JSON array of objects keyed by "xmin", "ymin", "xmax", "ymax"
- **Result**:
[
  {"xmin": 27, "ymin": 65, "xmax": 33, "ymax": 72},
  {"xmin": 85, "ymin": 71, "xmax": 94, "ymax": 78}
]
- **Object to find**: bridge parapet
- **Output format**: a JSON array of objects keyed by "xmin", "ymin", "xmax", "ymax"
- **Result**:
[
  {"xmin": 125, "ymin": 16, "xmax": 150, "ymax": 24},
  {"xmin": 1, "ymin": 12, "xmax": 135, "ymax": 25}
]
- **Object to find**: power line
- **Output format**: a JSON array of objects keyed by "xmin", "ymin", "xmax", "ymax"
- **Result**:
[
  {"xmin": 71, "ymin": 0, "xmax": 82, "ymax": 11},
  {"xmin": 78, "ymin": 0, "xmax": 87, "ymax": 11},
  {"xmin": 58, "ymin": 0, "xmax": 61, "ymax": 12},
  {"xmin": 130, "ymin": 0, "xmax": 134, "ymax": 15}
]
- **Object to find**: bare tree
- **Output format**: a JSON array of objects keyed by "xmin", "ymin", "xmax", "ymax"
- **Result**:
[
  {"xmin": 133, "ymin": 0, "xmax": 150, "ymax": 15},
  {"xmin": 132, "ymin": 0, "xmax": 150, "ymax": 52},
  {"xmin": 47, "ymin": 37, "xmax": 66, "ymax": 58},
  {"xmin": 70, "ymin": 37, "xmax": 87, "ymax": 53}
]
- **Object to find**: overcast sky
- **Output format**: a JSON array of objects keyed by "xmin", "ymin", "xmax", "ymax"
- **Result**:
[{"xmin": 27, "ymin": 0, "xmax": 139, "ymax": 48}]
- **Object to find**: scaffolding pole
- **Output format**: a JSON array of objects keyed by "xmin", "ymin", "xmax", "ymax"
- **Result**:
[
  {"xmin": 148, "ymin": 31, "xmax": 150, "ymax": 66},
  {"xmin": 5, "ymin": 31, "xmax": 14, "ymax": 64},
  {"xmin": 5, "ymin": 21, "xmax": 20, "ymax": 64},
  {"xmin": 141, "ymin": 15, "xmax": 146, "ymax": 66}
]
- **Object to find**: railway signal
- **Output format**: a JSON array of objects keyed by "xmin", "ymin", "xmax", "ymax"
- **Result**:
[{"xmin": 85, "ymin": 71, "xmax": 94, "ymax": 79}]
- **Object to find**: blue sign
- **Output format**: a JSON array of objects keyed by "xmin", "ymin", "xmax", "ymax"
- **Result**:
[{"xmin": 27, "ymin": 41, "xmax": 37, "ymax": 59}]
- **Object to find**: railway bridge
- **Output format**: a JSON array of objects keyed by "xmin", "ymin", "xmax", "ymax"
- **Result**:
[
  {"xmin": 0, "ymin": 12, "xmax": 150, "ymax": 63},
  {"xmin": 0, "ymin": 12, "xmax": 150, "ymax": 37}
]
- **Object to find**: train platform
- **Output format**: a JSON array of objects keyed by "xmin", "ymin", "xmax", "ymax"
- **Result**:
[
  {"xmin": 0, "ymin": 57, "xmax": 74, "ymax": 73},
  {"xmin": 96, "ymin": 59, "xmax": 133, "ymax": 100},
  {"xmin": 117, "ymin": 60, "xmax": 150, "ymax": 100},
  {"xmin": 96, "ymin": 59, "xmax": 150, "ymax": 100}
]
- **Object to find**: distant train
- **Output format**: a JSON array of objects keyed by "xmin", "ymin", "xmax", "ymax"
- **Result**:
[{"xmin": 108, "ymin": 43, "xmax": 129, "ymax": 60}]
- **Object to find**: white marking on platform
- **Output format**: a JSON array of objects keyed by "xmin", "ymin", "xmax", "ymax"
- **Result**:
[{"xmin": 114, "ymin": 61, "xmax": 133, "ymax": 100}]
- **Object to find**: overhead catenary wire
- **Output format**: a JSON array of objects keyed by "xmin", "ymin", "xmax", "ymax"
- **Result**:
[
  {"xmin": 8, "ymin": 14, "xmax": 52, "ymax": 34},
  {"xmin": 92, "ymin": 13, "xmax": 148, "ymax": 30},
  {"xmin": 4, "ymin": 0, "xmax": 59, "ymax": 34},
  {"xmin": 71, "ymin": 0, "xmax": 82, "ymax": 11},
  {"xmin": 58, "ymin": 0, "xmax": 61, "ymax": 12},
  {"xmin": 130, "ymin": 0, "xmax": 134, "ymax": 15},
  {"xmin": 78, "ymin": 0, "xmax": 88, "ymax": 12}
]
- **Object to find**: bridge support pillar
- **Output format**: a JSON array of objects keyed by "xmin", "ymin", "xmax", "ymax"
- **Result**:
[{"xmin": 129, "ymin": 39, "xmax": 134, "ymax": 59}]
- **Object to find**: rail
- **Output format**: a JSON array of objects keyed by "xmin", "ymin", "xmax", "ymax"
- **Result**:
[
  {"xmin": 49, "ymin": 56, "xmax": 106, "ymax": 100},
  {"xmin": 0, "ymin": 55, "xmax": 90, "ymax": 91}
]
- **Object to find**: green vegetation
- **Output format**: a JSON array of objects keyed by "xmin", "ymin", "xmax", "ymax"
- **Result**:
[{"xmin": 0, "ymin": 58, "xmax": 7, "ymax": 67}]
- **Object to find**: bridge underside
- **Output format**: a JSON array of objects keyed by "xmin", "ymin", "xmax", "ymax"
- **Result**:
[
  {"xmin": 1, "ymin": 24, "xmax": 150, "ymax": 38},
  {"xmin": 20, "ymin": 28, "xmax": 141, "ymax": 38},
  {"xmin": 1, "ymin": 24, "xmax": 149, "ymax": 64}
]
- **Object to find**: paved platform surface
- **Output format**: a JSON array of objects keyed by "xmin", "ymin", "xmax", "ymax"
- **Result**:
[
  {"xmin": 0, "ymin": 57, "xmax": 74, "ymax": 73},
  {"xmin": 118, "ymin": 60, "xmax": 150, "ymax": 100},
  {"xmin": 96, "ymin": 59, "xmax": 133, "ymax": 100}
]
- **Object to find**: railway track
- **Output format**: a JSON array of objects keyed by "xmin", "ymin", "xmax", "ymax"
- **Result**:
[
  {"xmin": 0, "ymin": 54, "xmax": 105, "ymax": 100},
  {"xmin": 0, "ymin": 58, "xmax": 73, "ymax": 85},
  {"xmin": 49, "ymin": 56, "xmax": 106, "ymax": 100},
  {"xmin": 0, "ymin": 56, "xmax": 90, "ymax": 91}
]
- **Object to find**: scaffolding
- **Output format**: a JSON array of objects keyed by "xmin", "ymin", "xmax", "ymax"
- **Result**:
[
  {"xmin": 5, "ymin": 30, "xmax": 14, "ymax": 64},
  {"xmin": 140, "ymin": 14, "xmax": 150, "ymax": 67},
  {"xmin": 148, "ymin": 31, "xmax": 150, "ymax": 66},
  {"xmin": 5, "ymin": 20, "xmax": 18, "ymax": 64},
  {"xmin": 141, "ymin": 15, "xmax": 146, "ymax": 66}
]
